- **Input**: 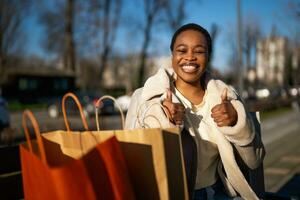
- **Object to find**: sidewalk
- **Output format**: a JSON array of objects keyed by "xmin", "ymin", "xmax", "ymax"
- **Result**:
[
  {"xmin": 261, "ymin": 110, "xmax": 300, "ymax": 194},
  {"xmin": 261, "ymin": 110, "xmax": 300, "ymax": 145}
]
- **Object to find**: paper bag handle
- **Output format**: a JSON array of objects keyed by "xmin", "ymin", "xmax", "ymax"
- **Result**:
[
  {"xmin": 136, "ymin": 102, "xmax": 172, "ymax": 128},
  {"xmin": 62, "ymin": 92, "xmax": 89, "ymax": 132},
  {"xmin": 22, "ymin": 109, "xmax": 47, "ymax": 164},
  {"xmin": 95, "ymin": 95, "xmax": 125, "ymax": 131}
]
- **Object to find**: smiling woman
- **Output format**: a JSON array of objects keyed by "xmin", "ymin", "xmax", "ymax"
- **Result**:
[
  {"xmin": 172, "ymin": 30, "xmax": 208, "ymax": 86},
  {"xmin": 125, "ymin": 23, "xmax": 265, "ymax": 200}
]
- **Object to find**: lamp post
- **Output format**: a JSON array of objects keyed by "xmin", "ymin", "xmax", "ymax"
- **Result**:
[{"xmin": 237, "ymin": 0, "xmax": 244, "ymax": 94}]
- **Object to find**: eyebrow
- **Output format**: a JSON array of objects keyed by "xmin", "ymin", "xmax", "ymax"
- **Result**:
[{"xmin": 175, "ymin": 44, "xmax": 206, "ymax": 49}]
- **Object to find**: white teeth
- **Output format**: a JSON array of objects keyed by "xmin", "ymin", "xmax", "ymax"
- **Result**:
[
  {"xmin": 182, "ymin": 65, "xmax": 196, "ymax": 69},
  {"xmin": 182, "ymin": 65, "xmax": 197, "ymax": 72}
]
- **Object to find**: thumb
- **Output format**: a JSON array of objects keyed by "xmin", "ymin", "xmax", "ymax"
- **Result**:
[
  {"xmin": 221, "ymin": 88, "xmax": 228, "ymax": 102},
  {"xmin": 166, "ymin": 88, "xmax": 172, "ymax": 102}
]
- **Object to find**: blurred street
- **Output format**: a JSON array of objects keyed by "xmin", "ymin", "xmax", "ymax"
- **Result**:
[
  {"xmin": 262, "ymin": 110, "xmax": 300, "ymax": 193},
  {"xmin": 4, "ymin": 108, "xmax": 300, "ymax": 194},
  {"xmin": 1, "ymin": 0, "xmax": 300, "ymax": 199},
  {"xmin": 8, "ymin": 110, "xmax": 124, "ymax": 142}
]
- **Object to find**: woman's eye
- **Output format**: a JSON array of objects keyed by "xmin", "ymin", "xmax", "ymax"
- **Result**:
[
  {"xmin": 176, "ymin": 49, "xmax": 186, "ymax": 53},
  {"xmin": 194, "ymin": 50, "xmax": 206, "ymax": 54}
]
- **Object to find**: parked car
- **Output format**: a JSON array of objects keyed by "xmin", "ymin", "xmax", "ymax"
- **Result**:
[
  {"xmin": 115, "ymin": 94, "xmax": 132, "ymax": 113},
  {"xmin": 0, "ymin": 95, "xmax": 14, "ymax": 145},
  {"xmin": 47, "ymin": 91, "xmax": 115, "ymax": 118},
  {"xmin": 0, "ymin": 96, "xmax": 10, "ymax": 131}
]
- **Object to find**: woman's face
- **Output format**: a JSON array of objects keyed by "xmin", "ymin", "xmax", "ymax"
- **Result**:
[{"xmin": 172, "ymin": 29, "xmax": 209, "ymax": 86}]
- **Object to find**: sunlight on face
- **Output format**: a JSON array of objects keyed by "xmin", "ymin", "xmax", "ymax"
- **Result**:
[{"xmin": 172, "ymin": 30, "xmax": 209, "ymax": 86}]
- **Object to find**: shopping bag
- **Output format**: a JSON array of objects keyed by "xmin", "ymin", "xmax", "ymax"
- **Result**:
[
  {"xmin": 43, "ymin": 93, "xmax": 188, "ymax": 200},
  {"xmin": 109, "ymin": 127, "xmax": 188, "ymax": 200},
  {"xmin": 93, "ymin": 97, "xmax": 189, "ymax": 200},
  {"xmin": 20, "ymin": 109, "xmax": 135, "ymax": 200}
]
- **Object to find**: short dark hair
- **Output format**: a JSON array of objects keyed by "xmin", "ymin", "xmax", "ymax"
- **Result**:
[{"xmin": 170, "ymin": 23, "xmax": 212, "ymax": 59}]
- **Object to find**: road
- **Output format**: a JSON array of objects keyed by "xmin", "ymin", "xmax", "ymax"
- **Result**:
[
  {"xmin": 4, "ymin": 108, "xmax": 300, "ymax": 194},
  {"xmin": 260, "ymin": 110, "xmax": 300, "ymax": 193},
  {"xmin": 261, "ymin": 110, "xmax": 300, "ymax": 145},
  {"xmin": 7, "ymin": 109, "xmax": 124, "ymax": 142}
]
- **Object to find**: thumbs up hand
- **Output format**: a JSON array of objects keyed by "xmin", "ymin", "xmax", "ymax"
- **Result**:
[
  {"xmin": 211, "ymin": 88, "xmax": 238, "ymax": 127},
  {"xmin": 162, "ymin": 89, "xmax": 185, "ymax": 125}
]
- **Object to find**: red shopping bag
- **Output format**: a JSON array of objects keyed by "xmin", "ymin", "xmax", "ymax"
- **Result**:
[{"xmin": 20, "ymin": 107, "xmax": 135, "ymax": 199}]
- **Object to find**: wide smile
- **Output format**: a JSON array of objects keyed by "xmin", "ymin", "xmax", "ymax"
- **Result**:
[{"xmin": 180, "ymin": 63, "xmax": 199, "ymax": 73}]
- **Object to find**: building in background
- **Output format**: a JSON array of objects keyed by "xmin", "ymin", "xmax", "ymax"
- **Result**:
[
  {"xmin": 292, "ymin": 46, "xmax": 300, "ymax": 86},
  {"xmin": 256, "ymin": 35, "xmax": 289, "ymax": 87},
  {"xmin": 101, "ymin": 56, "xmax": 171, "ymax": 93},
  {"xmin": 2, "ymin": 66, "xmax": 75, "ymax": 103}
]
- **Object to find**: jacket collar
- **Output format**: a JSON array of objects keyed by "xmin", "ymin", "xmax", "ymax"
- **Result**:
[
  {"xmin": 141, "ymin": 67, "xmax": 237, "ymax": 102},
  {"xmin": 141, "ymin": 68, "xmax": 174, "ymax": 101}
]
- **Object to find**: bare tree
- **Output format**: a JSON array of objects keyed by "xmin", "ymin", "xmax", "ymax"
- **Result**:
[
  {"xmin": 243, "ymin": 17, "xmax": 261, "ymax": 69},
  {"xmin": 225, "ymin": 24, "xmax": 239, "ymax": 86},
  {"xmin": 137, "ymin": 0, "xmax": 166, "ymax": 87},
  {"xmin": 285, "ymin": 1, "xmax": 300, "ymax": 44},
  {"xmin": 0, "ymin": 0, "xmax": 31, "ymax": 84},
  {"xmin": 78, "ymin": 0, "xmax": 122, "ymax": 87},
  {"xmin": 99, "ymin": 0, "xmax": 122, "ymax": 83},
  {"xmin": 285, "ymin": 1, "xmax": 300, "ymax": 85},
  {"xmin": 65, "ymin": 0, "xmax": 75, "ymax": 72},
  {"xmin": 163, "ymin": 0, "xmax": 185, "ymax": 31},
  {"xmin": 225, "ymin": 16, "xmax": 261, "ymax": 87},
  {"xmin": 288, "ymin": 0, "xmax": 300, "ymax": 19},
  {"xmin": 39, "ymin": 0, "xmax": 76, "ymax": 72},
  {"xmin": 208, "ymin": 23, "xmax": 220, "ymax": 71}
]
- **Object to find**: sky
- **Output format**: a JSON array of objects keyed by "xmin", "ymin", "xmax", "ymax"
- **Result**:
[
  {"xmin": 25, "ymin": 0, "xmax": 291, "ymax": 72},
  {"xmin": 180, "ymin": 0, "xmax": 289, "ymax": 72}
]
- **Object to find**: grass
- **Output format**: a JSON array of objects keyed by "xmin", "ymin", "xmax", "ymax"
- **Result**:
[
  {"xmin": 260, "ymin": 106, "xmax": 293, "ymax": 121},
  {"xmin": 8, "ymin": 102, "xmax": 47, "ymax": 112}
]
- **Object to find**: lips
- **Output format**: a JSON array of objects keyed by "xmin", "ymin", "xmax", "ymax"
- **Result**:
[{"xmin": 180, "ymin": 63, "xmax": 199, "ymax": 73}]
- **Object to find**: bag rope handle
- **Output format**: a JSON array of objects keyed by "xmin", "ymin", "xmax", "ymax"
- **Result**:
[
  {"xmin": 62, "ymin": 92, "xmax": 89, "ymax": 132},
  {"xmin": 22, "ymin": 109, "xmax": 47, "ymax": 164},
  {"xmin": 136, "ymin": 101, "xmax": 172, "ymax": 128},
  {"xmin": 95, "ymin": 95, "xmax": 125, "ymax": 131}
]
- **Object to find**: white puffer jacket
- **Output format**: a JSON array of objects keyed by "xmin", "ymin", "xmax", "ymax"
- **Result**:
[{"xmin": 125, "ymin": 68, "xmax": 265, "ymax": 200}]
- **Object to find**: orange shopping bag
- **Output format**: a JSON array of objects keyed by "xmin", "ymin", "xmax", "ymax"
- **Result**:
[
  {"xmin": 44, "ymin": 94, "xmax": 189, "ymax": 200},
  {"xmin": 20, "ymin": 107, "xmax": 135, "ymax": 199},
  {"xmin": 91, "ymin": 96, "xmax": 189, "ymax": 200}
]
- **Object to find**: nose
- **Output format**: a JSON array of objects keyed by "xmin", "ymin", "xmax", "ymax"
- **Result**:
[{"xmin": 184, "ymin": 50, "xmax": 196, "ymax": 61}]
